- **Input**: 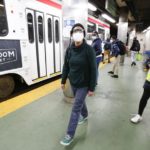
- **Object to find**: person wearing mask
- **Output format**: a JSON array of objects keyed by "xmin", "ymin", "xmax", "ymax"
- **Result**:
[
  {"xmin": 91, "ymin": 31, "xmax": 102, "ymax": 84},
  {"xmin": 130, "ymin": 60, "xmax": 150, "ymax": 123},
  {"xmin": 103, "ymin": 38, "xmax": 111, "ymax": 63},
  {"xmin": 108, "ymin": 35, "xmax": 120, "ymax": 78},
  {"xmin": 60, "ymin": 23, "xmax": 97, "ymax": 146},
  {"xmin": 130, "ymin": 37, "xmax": 140, "ymax": 66}
]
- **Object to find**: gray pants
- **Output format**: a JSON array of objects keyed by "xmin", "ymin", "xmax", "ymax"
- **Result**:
[
  {"xmin": 120, "ymin": 55, "xmax": 125, "ymax": 65},
  {"xmin": 131, "ymin": 51, "xmax": 137, "ymax": 62},
  {"xmin": 67, "ymin": 86, "xmax": 88, "ymax": 138}
]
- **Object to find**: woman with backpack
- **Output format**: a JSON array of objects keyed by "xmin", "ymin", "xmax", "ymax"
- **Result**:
[
  {"xmin": 60, "ymin": 23, "xmax": 97, "ymax": 146},
  {"xmin": 108, "ymin": 35, "xmax": 121, "ymax": 78},
  {"xmin": 130, "ymin": 37, "xmax": 140, "ymax": 66}
]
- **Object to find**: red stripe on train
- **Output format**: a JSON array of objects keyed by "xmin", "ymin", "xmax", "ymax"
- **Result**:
[
  {"xmin": 88, "ymin": 17, "xmax": 110, "ymax": 29},
  {"xmin": 37, "ymin": 0, "xmax": 62, "ymax": 9}
]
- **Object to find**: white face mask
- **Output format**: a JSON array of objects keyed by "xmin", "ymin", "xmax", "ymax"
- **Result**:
[
  {"xmin": 72, "ymin": 32, "xmax": 84, "ymax": 42},
  {"xmin": 110, "ymin": 39, "xmax": 113, "ymax": 43}
]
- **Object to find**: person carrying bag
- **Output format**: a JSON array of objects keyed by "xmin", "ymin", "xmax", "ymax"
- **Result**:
[{"xmin": 60, "ymin": 23, "xmax": 97, "ymax": 146}]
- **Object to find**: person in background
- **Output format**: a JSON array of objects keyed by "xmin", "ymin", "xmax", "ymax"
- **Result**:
[
  {"xmin": 103, "ymin": 38, "xmax": 111, "ymax": 63},
  {"xmin": 108, "ymin": 35, "xmax": 120, "ymax": 78},
  {"xmin": 60, "ymin": 23, "xmax": 97, "ymax": 146},
  {"xmin": 118, "ymin": 41, "xmax": 126, "ymax": 66},
  {"xmin": 130, "ymin": 60, "xmax": 150, "ymax": 123},
  {"xmin": 130, "ymin": 37, "xmax": 140, "ymax": 66},
  {"xmin": 91, "ymin": 31, "xmax": 102, "ymax": 84}
]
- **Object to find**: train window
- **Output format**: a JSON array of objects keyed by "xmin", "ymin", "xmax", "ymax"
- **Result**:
[
  {"xmin": 55, "ymin": 20, "xmax": 59, "ymax": 43},
  {"xmin": 0, "ymin": 0, "xmax": 8, "ymax": 36},
  {"xmin": 98, "ymin": 28, "xmax": 105, "ymax": 40},
  {"xmin": 87, "ymin": 22, "xmax": 96, "ymax": 33},
  {"xmin": 48, "ymin": 18, "xmax": 52, "ymax": 43},
  {"xmin": 27, "ymin": 13, "xmax": 34, "ymax": 43},
  {"xmin": 38, "ymin": 16, "xmax": 44, "ymax": 43}
]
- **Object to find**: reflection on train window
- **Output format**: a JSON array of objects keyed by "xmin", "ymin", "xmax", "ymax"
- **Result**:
[
  {"xmin": 27, "ymin": 13, "xmax": 34, "ymax": 43},
  {"xmin": 48, "ymin": 18, "xmax": 52, "ymax": 43},
  {"xmin": 98, "ymin": 27, "xmax": 105, "ymax": 41},
  {"xmin": 87, "ymin": 22, "xmax": 96, "ymax": 33},
  {"xmin": 0, "ymin": 0, "xmax": 8, "ymax": 36},
  {"xmin": 55, "ymin": 20, "xmax": 59, "ymax": 43},
  {"xmin": 38, "ymin": 16, "xmax": 44, "ymax": 43}
]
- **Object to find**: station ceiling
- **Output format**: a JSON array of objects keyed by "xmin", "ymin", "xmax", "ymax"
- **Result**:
[
  {"xmin": 125, "ymin": 0, "xmax": 150, "ymax": 31},
  {"xmin": 90, "ymin": 0, "xmax": 150, "ymax": 32}
]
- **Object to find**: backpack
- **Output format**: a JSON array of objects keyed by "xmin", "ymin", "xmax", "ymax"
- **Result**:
[
  {"xmin": 116, "ymin": 41, "xmax": 126, "ymax": 55},
  {"xmin": 104, "ymin": 43, "xmax": 110, "ymax": 50}
]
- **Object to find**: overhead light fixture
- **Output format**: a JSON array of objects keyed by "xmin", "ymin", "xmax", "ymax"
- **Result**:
[
  {"xmin": 147, "ymin": 26, "xmax": 150, "ymax": 30},
  {"xmin": 102, "ymin": 14, "xmax": 116, "ymax": 23},
  {"xmin": 143, "ymin": 29, "xmax": 147, "ymax": 33},
  {"xmin": 0, "ymin": 4, "xmax": 4, "ymax": 7},
  {"xmin": 88, "ymin": 3, "xmax": 97, "ymax": 11}
]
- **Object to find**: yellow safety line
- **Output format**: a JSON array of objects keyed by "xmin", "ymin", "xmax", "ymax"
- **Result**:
[
  {"xmin": 0, "ymin": 57, "xmax": 115, "ymax": 118},
  {"xmin": 0, "ymin": 79, "xmax": 61, "ymax": 118}
]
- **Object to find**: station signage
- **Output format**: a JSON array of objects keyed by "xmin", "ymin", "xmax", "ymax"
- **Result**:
[
  {"xmin": 0, "ymin": 40, "xmax": 22, "ymax": 72},
  {"xmin": 0, "ymin": 49, "xmax": 17, "ymax": 64}
]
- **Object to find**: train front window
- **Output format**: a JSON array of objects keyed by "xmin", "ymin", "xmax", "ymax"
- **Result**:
[
  {"xmin": 87, "ymin": 22, "xmax": 96, "ymax": 33},
  {"xmin": 0, "ymin": 0, "xmax": 8, "ymax": 36}
]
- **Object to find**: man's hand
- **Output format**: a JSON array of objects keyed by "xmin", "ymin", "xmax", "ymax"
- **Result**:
[{"xmin": 87, "ymin": 91, "xmax": 94, "ymax": 96}]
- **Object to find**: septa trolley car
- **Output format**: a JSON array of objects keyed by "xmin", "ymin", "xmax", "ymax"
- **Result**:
[{"xmin": 0, "ymin": 0, "xmax": 63, "ymax": 98}]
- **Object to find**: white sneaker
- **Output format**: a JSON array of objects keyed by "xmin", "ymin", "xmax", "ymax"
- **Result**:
[{"xmin": 130, "ymin": 114, "xmax": 142, "ymax": 124}]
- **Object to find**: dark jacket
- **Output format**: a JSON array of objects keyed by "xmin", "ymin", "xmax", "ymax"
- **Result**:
[
  {"xmin": 104, "ymin": 41, "xmax": 111, "ymax": 51},
  {"xmin": 61, "ymin": 40, "xmax": 97, "ymax": 91},
  {"xmin": 91, "ymin": 38, "xmax": 102, "ymax": 56},
  {"xmin": 130, "ymin": 39, "xmax": 140, "ymax": 52},
  {"xmin": 111, "ymin": 40, "xmax": 120, "ymax": 57}
]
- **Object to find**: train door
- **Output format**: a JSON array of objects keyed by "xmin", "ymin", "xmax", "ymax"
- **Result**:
[
  {"xmin": 26, "ymin": 9, "xmax": 47, "ymax": 79},
  {"xmin": 35, "ymin": 12, "xmax": 46, "ymax": 77},
  {"xmin": 45, "ymin": 15, "xmax": 61, "ymax": 75},
  {"xmin": 98, "ymin": 27, "xmax": 105, "ymax": 41},
  {"xmin": 45, "ymin": 15, "xmax": 54, "ymax": 75},
  {"xmin": 26, "ymin": 9, "xmax": 38, "ymax": 80}
]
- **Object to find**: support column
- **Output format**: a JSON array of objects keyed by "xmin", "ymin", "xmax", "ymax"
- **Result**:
[
  {"xmin": 117, "ymin": 7, "xmax": 128, "ymax": 65},
  {"xmin": 117, "ymin": 7, "xmax": 128, "ymax": 44}
]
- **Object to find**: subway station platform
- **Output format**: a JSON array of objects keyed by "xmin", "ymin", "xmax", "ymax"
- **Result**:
[{"xmin": 0, "ymin": 57, "xmax": 150, "ymax": 150}]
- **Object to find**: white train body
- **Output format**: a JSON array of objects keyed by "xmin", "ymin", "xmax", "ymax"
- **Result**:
[
  {"xmin": 0, "ymin": 0, "xmax": 63, "ymax": 85},
  {"xmin": 0, "ymin": 0, "xmax": 110, "ymax": 98}
]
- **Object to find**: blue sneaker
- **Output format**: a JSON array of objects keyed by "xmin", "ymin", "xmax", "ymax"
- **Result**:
[
  {"xmin": 78, "ymin": 115, "xmax": 88, "ymax": 125},
  {"xmin": 60, "ymin": 135, "xmax": 73, "ymax": 146}
]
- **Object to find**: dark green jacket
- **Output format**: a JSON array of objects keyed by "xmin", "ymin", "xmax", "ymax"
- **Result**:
[{"xmin": 61, "ymin": 41, "xmax": 97, "ymax": 91}]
